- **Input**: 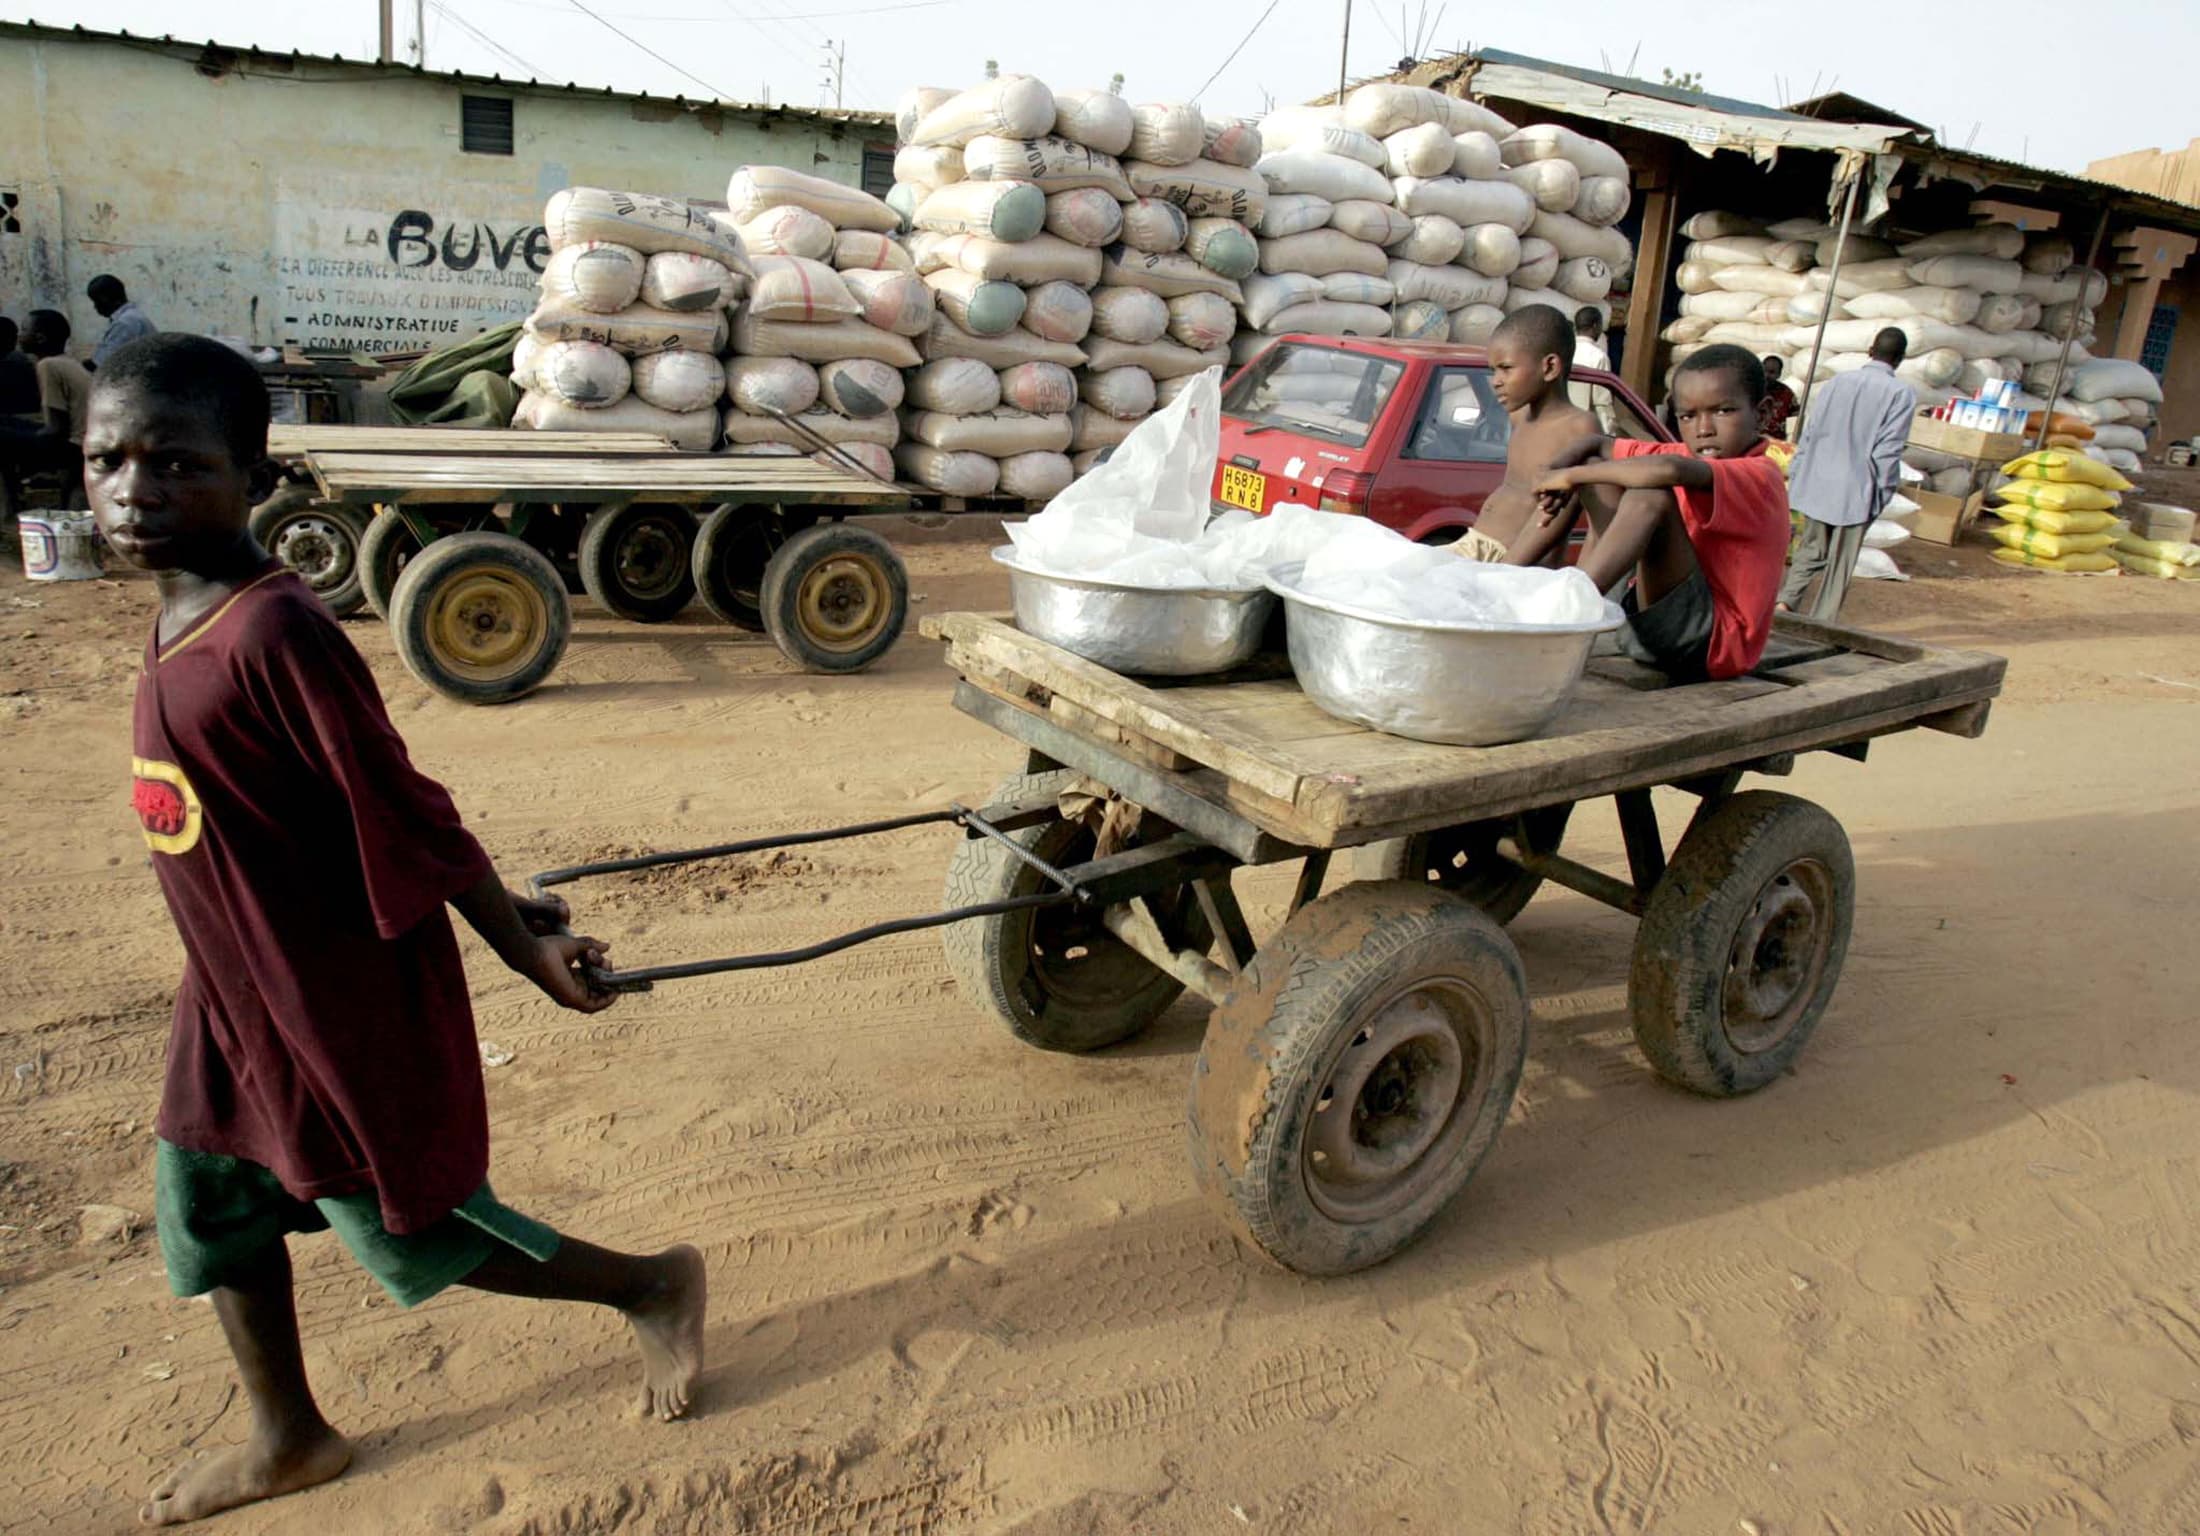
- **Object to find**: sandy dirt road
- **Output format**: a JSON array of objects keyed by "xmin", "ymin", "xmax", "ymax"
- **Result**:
[{"xmin": 3, "ymin": 518, "xmax": 2198, "ymax": 1535}]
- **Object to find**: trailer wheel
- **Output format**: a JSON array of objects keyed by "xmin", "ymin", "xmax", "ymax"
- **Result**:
[
  {"xmin": 1629, "ymin": 791, "xmax": 1853, "ymax": 1097},
  {"xmin": 577, "ymin": 503, "xmax": 696, "ymax": 622},
  {"xmin": 252, "ymin": 486, "xmax": 369, "ymax": 618},
  {"xmin": 388, "ymin": 532, "xmax": 570, "ymax": 705},
  {"xmin": 1189, "ymin": 881, "xmax": 1527, "ymax": 1276},
  {"xmin": 760, "ymin": 522, "xmax": 908, "ymax": 672},
  {"xmin": 1355, "ymin": 806, "xmax": 1573, "ymax": 924},
  {"xmin": 357, "ymin": 510, "xmax": 424, "ymax": 619},
  {"xmin": 690, "ymin": 504, "xmax": 795, "ymax": 631},
  {"xmin": 942, "ymin": 769, "xmax": 1211, "ymax": 1052}
]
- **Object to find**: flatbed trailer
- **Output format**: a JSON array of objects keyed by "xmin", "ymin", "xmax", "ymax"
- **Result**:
[{"xmin": 534, "ymin": 611, "xmax": 2005, "ymax": 1274}]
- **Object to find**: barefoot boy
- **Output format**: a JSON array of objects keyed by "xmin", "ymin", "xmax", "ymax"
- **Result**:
[
  {"xmin": 1462, "ymin": 306, "xmax": 1606, "ymax": 561},
  {"xmin": 86, "ymin": 335, "xmax": 706, "ymax": 1527},
  {"xmin": 1504, "ymin": 343, "xmax": 1789, "ymax": 682}
]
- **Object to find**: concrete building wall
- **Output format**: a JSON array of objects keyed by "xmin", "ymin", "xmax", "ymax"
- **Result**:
[
  {"xmin": 2088, "ymin": 140, "xmax": 2200, "ymax": 210},
  {"xmin": 2096, "ymin": 269, "xmax": 2199, "ymax": 446},
  {"xmin": 0, "ymin": 30, "xmax": 889, "ymax": 356}
]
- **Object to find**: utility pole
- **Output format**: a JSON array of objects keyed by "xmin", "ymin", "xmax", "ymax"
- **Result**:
[
  {"xmin": 415, "ymin": 0, "xmax": 426, "ymax": 64},
  {"xmin": 819, "ymin": 40, "xmax": 844, "ymax": 109},
  {"xmin": 378, "ymin": 0, "xmax": 395, "ymax": 64},
  {"xmin": 1337, "ymin": 0, "xmax": 1352, "ymax": 104}
]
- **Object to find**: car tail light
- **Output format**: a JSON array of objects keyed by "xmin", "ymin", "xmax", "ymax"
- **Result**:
[{"xmin": 1318, "ymin": 469, "xmax": 1375, "ymax": 514}]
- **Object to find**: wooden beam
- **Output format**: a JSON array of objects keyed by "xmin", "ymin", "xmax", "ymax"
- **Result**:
[{"xmin": 1623, "ymin": 183, "xmax": 1678, "ymax": 402}]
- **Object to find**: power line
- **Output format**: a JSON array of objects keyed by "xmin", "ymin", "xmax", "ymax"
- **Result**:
[
  {"xmin": 1192, "ymin": 0, "xmax": 1282, "ymax": 104},
  {"xmin": 429, "ymin": 0, "xmax": 550, "ymax": 77},
  {"xmin": 474, "ymin": 0, "xmax": 946, "ymax": 19},
  {"xmin": 567, "ymin": 0, "xmax": 734, "ymax": 98}
]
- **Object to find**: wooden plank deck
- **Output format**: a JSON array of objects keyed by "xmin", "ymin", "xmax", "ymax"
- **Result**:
[
  {"xmin": 269, "ymin": 426, "xmax": 673, "ymax": 459},
  {"xmin": 304, "ymin": 451, "xmax": 907, "ymax": 508},
  {"xmin": 925, "ymin": 612, "xmax": 2006, "ymax": 850}
]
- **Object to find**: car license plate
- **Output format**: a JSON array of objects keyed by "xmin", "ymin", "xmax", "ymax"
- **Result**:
[{"xmin": 1219, "ymin": 465, "xmax": 1266, "ymax": 511}]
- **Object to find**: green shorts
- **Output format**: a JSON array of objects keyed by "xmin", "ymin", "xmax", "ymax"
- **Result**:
[{"xmin": 155, "ymin": 1141, "xmax": 560, "ymax": 1309}]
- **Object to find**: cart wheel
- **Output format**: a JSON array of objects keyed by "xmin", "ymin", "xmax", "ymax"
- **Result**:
[
  {"xmin": 388, "ymin": 532, "xmax": 571, "ymax": 705},
  {"xmin": 252, "ymin": 486, "xmax": 368, "ymax": 618},
  {"xmin": 578, "ymin": 503, "xmax": 696, "ymax": 623},
  {"xmin": 1628, "ymin": 791, "xmax": 1854, "ymax": 1097},
  {"xmin": 691, "ymin": 504, "xmax": 795, "ymax": 631},
  {"xmin": 942, "ymin": 769, "xmax": 1211, "ymax": 1052},
  {"xmin": 1188, "ymin": 881, "xmax": 1528, "ymax": 1276},
  {"xmin": 1356, "ymin": 806, "xmax": 1573, "ymax": 924},
  {"xmin": 357, "ymin": 510, "xmax": 424, "ymax": 620},
  {"xmin": 760, "ymin": 523, "xmax": 908, "ymax": 672}
]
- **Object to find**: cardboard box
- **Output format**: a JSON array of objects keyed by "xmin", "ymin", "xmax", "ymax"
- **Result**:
[
  {"xmin": 1906, "ymin": 412, "xmax": 2029, "ymax": 465},
  {"xmin": 1907, "ymin": 490, "xmax": 1984, "ymax": 547}
]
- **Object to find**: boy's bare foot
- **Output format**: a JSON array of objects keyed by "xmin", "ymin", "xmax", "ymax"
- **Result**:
[
  {"xmin": 627, "ymin": 1244, "xmax": 706, "ymax": 1420},
  {"xmin": 140, "ymin": 1426, "xmax": 351, "ymax": 1526}
]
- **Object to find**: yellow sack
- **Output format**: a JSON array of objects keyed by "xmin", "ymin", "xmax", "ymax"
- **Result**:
[
  {"xmin": 1988, "ymin": 488, "xmax": 2121, "ymax": 528},
  {"xmin": 1998, "ymin": 450, "xmax": 2133, "ymax": 492},
  {"xmin": 1764, "ymin": 440, "xmax": 1795, "ymax": 476},
  {"xmin": 2113, "ymin": 532, "xmax": 2200, "ymax": 567},
  {"xmin": 1988, "ymin": 523, "xmax": 2119, "ymax": 559},
  {"xmin": 1992, "ymin": 546, "xmax": 2117, "ymax": 574},
  {"xmin": 2111, "ymin": 548, "xmax": 2200, "ymax": 580}
]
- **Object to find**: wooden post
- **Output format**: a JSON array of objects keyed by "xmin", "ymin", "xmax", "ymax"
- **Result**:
[
  {"xmin": 378, "ymin": 0, "xmax": 395, "ymax": 64},
  {"xmin": 1621, "ymin": 178, "xmax": 1676, "ymax": 402},
  {"xmin": 2032, "ymin": 210, "xmax": 2112, "ymax": 450},
  {"xmin": 1792, "ymin": 165, "xmax": 1863, "ymax": 438}
]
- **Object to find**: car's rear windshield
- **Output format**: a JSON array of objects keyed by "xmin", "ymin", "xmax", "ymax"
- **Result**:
[{"xmin": 1222, "ymin": 342, "xmax": 1405, "ymax": 449}]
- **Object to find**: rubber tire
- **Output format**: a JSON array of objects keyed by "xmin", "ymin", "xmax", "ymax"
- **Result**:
[
  {"xmin": 577, "ymin": 503, "xmax": 697, "ymax": 623},
  {"xmin": 691, "ymin": 504, "xmax": 795, "ymax": 631},
  {"xmin": 387, "ymin": 531, "xmax": 571, "ymax": 705},
  {"xmin": 941, "ymin": 769, "xmax": 1211, "ymax": 1053},
  {"xmin": 760, "ymin": 522, "xmax": 910, "ymax": 673},
  {"xmin": 357, "ymin": 511, "xmax": 424, "ymax": 620},
  {"xmin": 1628, "ymin": 790, "xmax": 1854, "ymax": 1097},
  {"xmin": 250, "ymin": 486, "xmax": 369, "ymax": 618},
  {"xmin": 1188, "ymin": 881, "xmax": 1529, "ymax": 1276},
  {"xmin": 1355, "ymin": 805, "xmax": 1574, "ymax": 925}
]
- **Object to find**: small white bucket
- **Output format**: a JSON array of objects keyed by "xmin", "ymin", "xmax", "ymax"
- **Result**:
[{"xmin": 19, "ymin": 513, "xmax": 102, "ymax": 581}]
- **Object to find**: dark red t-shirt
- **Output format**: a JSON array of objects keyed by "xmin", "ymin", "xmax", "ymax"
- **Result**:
[
  {"xmin": 133, "ymin": 567, "xmax": 495, "ymax": 1234},
  {"xmin": 1611, "ymin": 438, "xmax": 1789, "ymax": 679}
]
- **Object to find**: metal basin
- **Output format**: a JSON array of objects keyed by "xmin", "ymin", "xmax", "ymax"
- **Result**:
[
  {"xmin": 994, "ymin": 547, "xmax": 1275, "ymax": 676},
  {"xmin": 1265, "ymin": 563, "xmax": 1625, "ymax": 746}
]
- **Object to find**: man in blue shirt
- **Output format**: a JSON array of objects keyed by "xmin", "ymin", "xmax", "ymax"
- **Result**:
[
  {"xmin": 88, "ymin": 275, "xmax": 158, "ymax": 367},
  {"xmin": 1779, "ymin": 327, "xmax": 1917, "ymax": 618}
]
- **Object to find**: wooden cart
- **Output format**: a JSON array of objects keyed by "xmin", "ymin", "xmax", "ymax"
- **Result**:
[
  {"xmin": 295, "ymin": 447, "xmax": 913, "ymax": 703},
  {"xmin": 913, "ymin": 611, "xmax": 2006, "ymax": 1274},
  {"xmin": 536, "ymin": 612, "xmax": 2005, "ymax": 1276}
]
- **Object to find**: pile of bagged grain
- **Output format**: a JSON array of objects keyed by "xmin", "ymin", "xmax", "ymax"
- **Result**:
[
  {"xmin": 1238, "ymin": 84, "xmax": 1633, "ymax": 358},
  {"xmin": 513, "ymin": 186, "xmax": 750, "ymax": 450},
  {"xmin": 892, "ymin": 74, "xmax": 1248, "ymax": 488},
  {"xmin": 717, "ymin": 165, "xmax": 925, "ymax": 480}
]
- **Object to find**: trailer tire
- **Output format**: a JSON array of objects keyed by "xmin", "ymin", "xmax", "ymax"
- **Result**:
[
  {"xmin": 691, "ymin": 504, "xmax": 798, "ymax": 631},
  {"xmin": 1188, "ymin": 881, "xmax": 1527, "ymax": 1276},
  {"xmin": 942, "ymin": 769, "xmax": 1210, "ymax": 1052},
  {"xmin": 1355, "ymin": 805, "xmax": 1573, "ymax": 924},
  {"xmin": 760, "ymin": 522, "xmax": 908, "ymax": 672},
  {"xmin": 252, "ymin": 486, "xmax": 369, "ymax": 618},
  {"xmin": 1628, "ymin": 791, "xmax": 1853, "ymax": 1097},
  {"xmin": 357, "ymin": 510, "xmax": 424, "ymax": 619},
  {"xmin": 388, "ymin": 532, "xmax": 571, "ymax": 705},
  {"xmin": 578, "ymin": 503, "xmax": 696, "ymax": 622}
]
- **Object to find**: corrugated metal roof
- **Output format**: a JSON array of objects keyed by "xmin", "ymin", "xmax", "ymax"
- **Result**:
[{"xmin": 0, "ymin": 19, "xmax": 894, "ymax": 130}]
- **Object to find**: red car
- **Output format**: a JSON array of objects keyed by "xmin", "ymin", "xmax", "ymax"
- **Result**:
[{"xmin": 1211, "ymin": 334, "xmax": 1672, "ymax": 543}]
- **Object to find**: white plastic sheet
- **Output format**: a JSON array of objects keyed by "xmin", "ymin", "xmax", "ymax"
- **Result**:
[{"xmin": 1293, "ymin": 530, "xmax": 1609, "ymax": 627}]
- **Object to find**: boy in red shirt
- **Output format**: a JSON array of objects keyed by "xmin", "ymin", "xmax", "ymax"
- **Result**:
[
  {"xmin": 1503, "ymin": 343, "xmax": 1789, "ymax": 681},
  {"xmin": 86, "ymin": 335, "xmax": 706, "ymax": 1528}
]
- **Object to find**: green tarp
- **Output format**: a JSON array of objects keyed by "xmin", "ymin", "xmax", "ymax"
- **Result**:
[{"xmin": 384, "ymin": 322, "xmax": 521, "ymax": 429}]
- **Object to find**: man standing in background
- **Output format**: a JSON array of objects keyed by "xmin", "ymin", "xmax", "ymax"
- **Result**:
[
  {"xmin": 1569, "ymin": 307, "xmax": 1614, "ymax": 432},
  {"xmin": 1779, "ymin": 327, "xmax": 1915, "ymax": 618},
  {"xmin": 88, "ymin": 275, "xmax": 157, "ymax": 367}
]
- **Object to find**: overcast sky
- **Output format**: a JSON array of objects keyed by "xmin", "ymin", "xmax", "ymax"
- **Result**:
[{"xmin": 22, "ymin": 0, "xmax": 2193, "ymax": 175}]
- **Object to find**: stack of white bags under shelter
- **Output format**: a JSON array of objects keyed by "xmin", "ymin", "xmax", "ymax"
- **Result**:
[
  {"xmin": 716, "ymin": 166, "xmax": 926, "ymax": 481},
  {"xmin": 891, "ymin": 73, "xmax": 1256, "ymax": 491},
  {"xmin": 1238, "ymin": 84, "xmax": 1635, "ymax": 359},
  {"xmin": 1667, "ymin": 212, "xmax": 2160, "ymax": 474},
  {"xmin": 513, "ymin": 187, "xmax": 751, "ymax": 450}
]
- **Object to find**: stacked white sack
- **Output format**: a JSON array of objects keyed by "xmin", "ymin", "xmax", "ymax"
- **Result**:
[
  {"xmin": 1238, "ymin": 86, "xmax": 1633, "ymax": 365},
  {"xmin": 1666, "ymin": 213, "xmax": 2124, "ymax": 437},
  {"xmin": 720, "ymin": 165, "xmax": 919, "ymax": 481},
  {"xmin": 516, "ymin": 187, "xmax": 750, "ymax": 450}
]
